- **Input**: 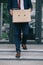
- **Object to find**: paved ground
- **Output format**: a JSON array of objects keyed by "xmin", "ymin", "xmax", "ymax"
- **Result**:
[{"xmin": 0, "ymin": 60, "xmax": 43, "ymax": 65}]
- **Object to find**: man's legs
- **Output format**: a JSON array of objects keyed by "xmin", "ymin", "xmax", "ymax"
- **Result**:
[
  {"xmin": 13, "ymin": 23, "xmax": 21, "ymax": 57},
  {"xmin": 22, "ymin": 23, "xmax": 29, "ymax": 49}
]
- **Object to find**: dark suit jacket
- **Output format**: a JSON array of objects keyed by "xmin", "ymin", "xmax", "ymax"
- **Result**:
[{"xmin": 8, "ymin": 0, "xmax": 32, "ymax": 11}]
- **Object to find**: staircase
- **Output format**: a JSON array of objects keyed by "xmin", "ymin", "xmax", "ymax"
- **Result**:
[{"xmin": 0, "ymin": 44, "xmax": 43, "ymax": 65}]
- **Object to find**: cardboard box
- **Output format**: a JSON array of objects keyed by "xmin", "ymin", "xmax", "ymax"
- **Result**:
[{"xmin": 12, "ymin": 9, "xmax": 31, "ymax": 23}]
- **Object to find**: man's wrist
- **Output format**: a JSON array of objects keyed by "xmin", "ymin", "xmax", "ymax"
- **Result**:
[{"xmin": 10, "ymin": 9, "xmax": 13, "ymax": 16}]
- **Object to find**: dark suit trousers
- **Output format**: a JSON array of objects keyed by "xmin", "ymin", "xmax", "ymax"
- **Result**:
[{"xmin": 13, "ymin": 23, "xmax": 29, "ymax": 52}]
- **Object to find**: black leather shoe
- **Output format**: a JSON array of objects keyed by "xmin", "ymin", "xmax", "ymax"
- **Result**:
[
  {"xmin": 16, "ymin": 52, "xmax": 20, "ymax": 58},
  {"xmin": 22, "ymin": 44, "xmax": 27, "ymax": 49}
]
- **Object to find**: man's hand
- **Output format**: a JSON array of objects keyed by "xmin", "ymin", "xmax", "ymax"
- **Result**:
[
  {"xmin": 10, "ymin": 9, "xmax": 13, "ymax": 16},
  {"xmin": 29, "ymin": 8, "xmax": 32, "ymax": 12}
]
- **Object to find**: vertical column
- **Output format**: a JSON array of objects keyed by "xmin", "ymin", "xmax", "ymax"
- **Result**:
[
  {"xmin": 35, "ymin": 0, "xmax": 42, "ymax": 44},
  {"xmin": 0, "ymin": 3, "xmax": 3, "ymax": 39}
]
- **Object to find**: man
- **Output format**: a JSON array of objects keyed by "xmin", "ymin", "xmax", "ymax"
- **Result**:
[{"xmin": 8, "ymin": 0, "xmax": 32, "ymax": 58}]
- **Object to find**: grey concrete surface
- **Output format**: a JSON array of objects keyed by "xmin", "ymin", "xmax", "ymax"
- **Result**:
[
  {"xmin": 0, "ymin": 44, "xmax": 43, "ymax": 51},
  {"xmin": 0, "ymin": 51, "xmax": 43, "ymax": 60},
  {"xmin": 0, "ymin": 44, "xmax": 43, "ymax": 60},
  {"xmin": 0, "ymin": 44, "xmax": 43, "ymax": 65},
  {"xmin": 0, "ymin": 60, "xmax": 43, "ymax": 65}
]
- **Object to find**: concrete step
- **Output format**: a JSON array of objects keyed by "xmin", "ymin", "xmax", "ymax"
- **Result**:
[
  {"xmin": 0, "ymin": 51, "xmax": 43, "ymax": 60},
  {"xmin": 0, "ymin": 60, "xmax": 43, "ymax": 65},
  {"xmin": 0, "ymin": 39, "xmax": 35, "ymax": 43},
  {"xmin": 0, "ymin": 44, "xmax": 43, "ymax": 52}
]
